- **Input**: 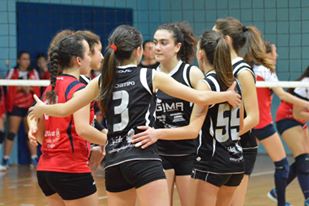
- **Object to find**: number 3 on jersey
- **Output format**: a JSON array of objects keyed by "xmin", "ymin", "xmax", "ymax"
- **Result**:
[
  {"xmin": 215, "ymin": 104, "xmax": 240, "ymax": 142},
  {"xmin": 113, "ymin": 90, "xmax": 129, "ymax": 132}
]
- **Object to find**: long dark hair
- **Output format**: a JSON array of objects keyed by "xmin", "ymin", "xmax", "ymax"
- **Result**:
[
  {"xmin": 215, "ymin": 17, "xmax": 274, "ymax": 71},
  {"xmin": 100, "ymin": 25, "xmax": 143, "ymax": 115},
  {"xmin": 157, "ymin": 22, "xmax": 196, "ymax": 64},
  {"xmin": 199, "ymin": 31, "xmax": 233, "ymax": 90},
  {"xmin": 46, "ymin": 34, "xmax": 87, "ymax": 104}
]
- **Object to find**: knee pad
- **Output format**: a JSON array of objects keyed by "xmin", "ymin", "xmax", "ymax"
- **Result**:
[
  {"xmin": 6, "ymin": 132, "xmax": 16, "ymax": 141},
  {"xmin": 274, "ymin": 158, "xmax": 290, "ymax": 179},
  {"xmin": 296, "ymin": 154, "xmax": 309, "ymax": 175},
  {"xmin": 0, "ymin": 131, "xmax": 4, "ymax": 144}
]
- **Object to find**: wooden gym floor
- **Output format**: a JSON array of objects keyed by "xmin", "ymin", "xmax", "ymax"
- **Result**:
[{"xmin": 0, "ymin": 155, "xmax": 304, "ymax": 206}]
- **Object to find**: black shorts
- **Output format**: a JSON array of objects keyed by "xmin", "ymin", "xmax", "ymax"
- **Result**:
[
  {"xmin": 276, "ymin": 119, "xmax": 304, "ymax": 135},
  {"xmin": 105, "ymin": 160, "xmax": 166, "ymax": 192},
  {"xmin": 252, "ymin": 123, "xmax": 276, "ymax": 141},
  {"xmin": 8, "ymin": 106, "xmax": 28, "ymax": 117},
  {"xmin": 191, "ymin": 169, "xmax": 244, "ymax": 187},
  {"xmin": 160, "ymin": 154, "xmax": 195, "ymax": 176},
  {"xmin": 243, "ymin": 148, "xmax": 258, "ymax": 175},
  {"xmin": 37, "ymin": 171, "xmax": 96, "ymax": 200}
]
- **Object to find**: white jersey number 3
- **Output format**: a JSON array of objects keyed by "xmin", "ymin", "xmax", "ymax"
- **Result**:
[{"xmin": 113, "ymin": 90, "xmax": 129, "ymax": 132}]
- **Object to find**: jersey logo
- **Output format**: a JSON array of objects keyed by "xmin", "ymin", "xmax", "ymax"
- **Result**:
[{"xmin": 156, "ymin": 101, "xmax": 184, "ymax": 113}]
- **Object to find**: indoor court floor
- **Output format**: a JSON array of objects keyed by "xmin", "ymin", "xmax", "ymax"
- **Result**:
[{"xmin": 0, "ymin": 155, "xmax": 303, "ymax": 206}]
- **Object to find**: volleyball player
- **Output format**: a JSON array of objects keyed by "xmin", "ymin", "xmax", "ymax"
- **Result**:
[
  {"xmin": 255, "ymin": 57, "xmax": 309, "ymax": 205},
  {"xmin": 75, "ymin": 30, "xmax": 105, "ymax": 170},
  {"xmin": 28, "ymin": 25, "xmax": 241, "ymax": 206},
  {"xmin": 153, "ymin": 22, "xmax": 204, "ymax": 206},
  {"xmin": 274, "ymin": 67, "xmax": 309, "ymax": 206},
  {"xmin": 0, "ymin": 51, "xmax": 40, "ymax": 171},
  {"xmin": 28, "ymin": 29, "xmax": 105, "ymax": 171},
  {"xmin": 250, "ymin": 41, "xmax": 309, "ymax": 206},
  {"xmin": 34, "ymin": 33, "xmax": 106, "ymax": 206},
  {"xmin": 214, "ymin": 17, "xmax": 274, "ymax": 206}
]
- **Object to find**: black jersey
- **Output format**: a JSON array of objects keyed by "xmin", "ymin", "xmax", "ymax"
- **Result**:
[
  {"xmin": 154, "ymin": 61, "xmax": 199, "ymax": 156},
  {"xmin": 194, "ymin": 71, "xmax": 244, "ymax": 174},
  {"xmin": 103, "ymin": 66, "xmax": 160, "ymax": 169},
  {"xmin": 232, "ymin": 58, "xmax": 258, "ymax": 150}
]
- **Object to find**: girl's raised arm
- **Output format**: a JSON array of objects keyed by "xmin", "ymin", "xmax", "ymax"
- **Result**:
[
  {"xmin": 153, "ymin": 70, "xmax": 241, "ymax": 107},
  {"xmin": 29, "ymin": 76, "xmax": 100, "ymax": 119}
]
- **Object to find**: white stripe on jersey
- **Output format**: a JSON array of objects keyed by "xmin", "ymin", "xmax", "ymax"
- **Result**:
[
  {"xmin": 210, "ymin": 119, "xmax": 216, "ymax": 158},
  {"xmin": 80, "ymin": 75, "xmax": 90, "ymax": 83},
  {"xmin": 140, "ymin": 68, "xmax": 152, "ymax": 95},
  {"xmin": 197, "ymin": 130, "xmax": 203, "ymax": 154},
  {"xmin": 202, "ymin": 74, "xmax": 217, "ymax": 108},
  {"xmin": 144, "ymin": 103, "xmax": 151, "ymax": 126},
  {"xmin": 183, "ymin": 64, "xmax": 191, "ymax": 87},
  {"xmin": 212, "ymin": 138, "xmax": 216, "ymax": 157},
  {"xmin": 183, "ymin": 64, "xmax": 195, "ymax": 107},
  {"xmin": 206, "ymin": 76, "xmax": 220, "ymax": 92},
  {"xmin": 233, "ymin": 62, "xmax": 254, "ymax": 77}
]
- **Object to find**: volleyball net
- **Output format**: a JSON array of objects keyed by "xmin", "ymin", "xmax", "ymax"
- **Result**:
[{"xmin": 1, "ymin": 79, "xmax": 309, "ymax": 88}]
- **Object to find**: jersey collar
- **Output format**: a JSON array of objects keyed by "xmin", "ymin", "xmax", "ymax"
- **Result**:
[
  {"xmin": 118, "ymin": 64, "xmax": 137, "ymax": 69},
  {"xmin": 157, "ymin": 60, "xmax": 183, "ymax": 76},
  {"xmin": 232, "ymin": 56, "xmax": 243, "ymax": 65}
]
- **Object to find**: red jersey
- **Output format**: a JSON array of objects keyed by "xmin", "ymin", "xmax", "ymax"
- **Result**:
[
  {"xmin": 6, "ymin": 68, "xmax": 40, "ymax": 111},
  {"xmin": 253, "ymin": 65, "xmax": 279, "ymax": 129},
  {"xmin": 276, "ymin": 77, "xmax": 309, "ymax": 124},
  {"xmin": 37, "ymin": 74, "xmax": 94, "ymax": 173}
]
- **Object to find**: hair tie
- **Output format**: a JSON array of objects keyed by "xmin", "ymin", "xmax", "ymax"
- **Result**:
[
  {"xmin": 242, "ymin": 26, "xmax": 248, "ymax": 32},
  {"xmin": 110, "ymin": 43, "xmax": 117, "ymax": 52}
]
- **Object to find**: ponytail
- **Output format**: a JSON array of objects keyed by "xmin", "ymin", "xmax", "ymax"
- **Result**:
[
  {"xmin": 46, "ymin": 33, "xmax": 86, "ymax": 104},
  {"xmin": 214, "ymin": 37, "xmax": 233, "ymax": 90},
  {"xmin": 200, "ymin": 31, "xmax": 233, "ymax": 90},
  {"xmin": 175, "ymin": 22, "xmax": 196, "ymax": 63},
  {"xmin": 99, "ymin": 25, "xmax": 143, "ymax": 115},
  {"xmin": 243, "ymin": 26, "xmax": 275, "ymax": 72},
  {"xmin": 100, "ymin": 46, "xmax": 117, "ymax": 115},
  {"xmin": 45, "ymin": 48, "xmax": 59, "ymax": 104}
]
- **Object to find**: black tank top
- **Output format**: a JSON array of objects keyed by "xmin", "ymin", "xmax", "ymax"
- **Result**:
[
  {"xmin": 103, "ymin": 66, "xmax": 160, "ymax": 169},
  {"xmin": 233, "ymin": 58, "xmax": 258, "ymax": 150},
  {"xmin": 194, "ymin": 71, "xmax": 244, "ymax": 174},
  {"xmin": 155, "ymin": 61, "xmax": 199, "ymax": 156}
]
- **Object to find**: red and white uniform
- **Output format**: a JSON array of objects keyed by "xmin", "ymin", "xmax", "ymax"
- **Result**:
[
  {"xmin": 6, "ymin": 68, "xmax": 40, "ymax": 112},
  {"xmin": 276, "ymin": 77, "xmax": 309, "ymax": 124},
  {"xmin": 37, "ymin": 74, "xmax": 94, "ymax": 173},
  {"xmin": 253, "ymin": 64, "xmax": 279, "ymax": 129}
]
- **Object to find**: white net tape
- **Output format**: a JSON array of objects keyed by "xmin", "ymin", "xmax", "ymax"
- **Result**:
[
  {"xmin": 0, "ymin": 79, "xmax": 309, "ymax": 88},
  {"xmin": 0, "ymin": 80, "xmax": 50, "ymax": 86}
]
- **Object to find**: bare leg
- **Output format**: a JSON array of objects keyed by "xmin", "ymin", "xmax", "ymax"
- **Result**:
[
  {"xmin": 136, "ymin": 179, "xmax": 169, "ymax": 206},
  {"xmin": 107, "ymin": 188, "xmax": 136, "ymax": 206}
]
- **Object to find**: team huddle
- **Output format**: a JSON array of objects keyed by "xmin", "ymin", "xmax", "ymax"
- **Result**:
[{"xmin": 22, "ymin": 17, "xmax": 309, "ymax": 206}]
